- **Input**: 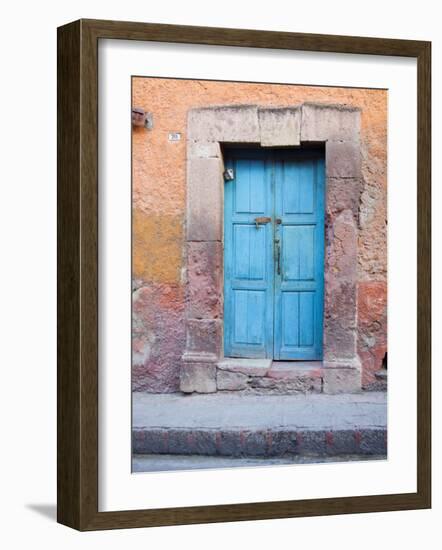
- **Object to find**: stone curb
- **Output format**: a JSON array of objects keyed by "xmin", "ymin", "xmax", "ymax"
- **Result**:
[{"xmin": 133, "ymin": 428, "xmax": 387, "ymax": 458}]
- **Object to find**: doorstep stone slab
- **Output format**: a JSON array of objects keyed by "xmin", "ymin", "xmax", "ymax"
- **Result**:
[
  {"xmin": 217, "ymin": 358, "xmax": 272, "ymax": 376},
  {"xmin": 267, "ymin": 361, "xmax": 323, "ymax": 379}
]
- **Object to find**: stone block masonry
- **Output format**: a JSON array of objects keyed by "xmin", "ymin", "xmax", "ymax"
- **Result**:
[
  {"xmin": 182, "ymin": 103, "xmax": 363, "ymax": 394},
  {"xmin": 215, "ymin": 360, "xmax": 324, "ymax": 395}
]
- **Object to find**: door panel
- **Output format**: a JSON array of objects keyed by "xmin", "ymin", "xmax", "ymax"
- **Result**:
[
  {"xmin": 282, "ymin": 225, "xmax": 315, "ymax": 281},
  {"xmin": 282, "ymin": 161, "xmax": 316, "ymax": 214},
  {"xmin": 224, "ymin": 151, "xmax": 274, "ymax": 358},
  {"xmin": 234, "ymin": 159, "xmax": 267, "ymax": 213},
  {"xmin": 274, "ymin": 154, "xmax": 325, "ymax": 360},
  {"xmin": 233, "ymin": 290, "xmax": 266, "ymax": 344},
  {"xmin": 233, "ymin": 224, "xmax": 267, "ymax": 280},
  {"xmin": 224, "ymin": 149, "xmax": 325, "ymax": 360}
]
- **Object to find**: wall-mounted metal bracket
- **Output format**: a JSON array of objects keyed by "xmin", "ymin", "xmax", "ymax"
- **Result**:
[
  {"xmin": 223, "ymin": 168, "xmax": 235, "ymax": 181},
  {"xmin": 132, "ymin": 107, "xmax": 154, "ymax": 130}
]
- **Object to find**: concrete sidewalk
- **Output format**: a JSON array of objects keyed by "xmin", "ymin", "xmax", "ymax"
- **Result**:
[{"xmin": 133, "ymin": 391, "xmax": 387, "ymax": 458}]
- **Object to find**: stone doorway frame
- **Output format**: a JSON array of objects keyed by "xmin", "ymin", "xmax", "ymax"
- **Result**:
[{"xmin": 181, "ymin": 103, "xmax": 362, "ymax": 394}]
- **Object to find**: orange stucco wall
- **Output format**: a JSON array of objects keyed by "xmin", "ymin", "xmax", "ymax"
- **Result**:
[{"xmin": 132, "ymin": 77, "xmax": 387, "ymax": 392}]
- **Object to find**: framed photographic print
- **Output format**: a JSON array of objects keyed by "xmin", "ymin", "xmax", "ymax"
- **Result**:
[{"xmin": 57, "ymin": 19, "xmax": 431, "ymax": 530}]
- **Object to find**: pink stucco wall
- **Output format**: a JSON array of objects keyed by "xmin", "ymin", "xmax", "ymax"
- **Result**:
[{"xmin": 132, "ymin": 77, "xmax": 387, "ymax": 392}]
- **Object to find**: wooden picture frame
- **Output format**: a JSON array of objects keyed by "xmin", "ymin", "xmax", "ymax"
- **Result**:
[{"xmin": 57, "ymin": 18, "xmax": 431, "ymax": 531}]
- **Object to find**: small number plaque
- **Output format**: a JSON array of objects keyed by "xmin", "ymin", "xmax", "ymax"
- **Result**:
[{"xmin": 168, "ymin": 132, "xmax": 181, "ymax": 142}]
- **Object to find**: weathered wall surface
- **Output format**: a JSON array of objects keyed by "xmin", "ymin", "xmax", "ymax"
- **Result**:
[{"xmin": 132, "ymin": 78, "xmax": 387, "ymax": 392}]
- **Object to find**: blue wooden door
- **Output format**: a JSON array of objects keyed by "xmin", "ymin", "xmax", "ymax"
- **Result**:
[
  {"xmin": 223, "ymin": 150, "xmax": 274, "ymax": 358},
  {"xmin": 273, "ymin": 151, "xmax": 325, "ymax": 360},
  {"xmin": 224, "ymin": 149, "xmax": 324, "ymax": 360}
]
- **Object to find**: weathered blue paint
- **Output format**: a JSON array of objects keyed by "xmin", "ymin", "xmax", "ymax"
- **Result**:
[
  {"xmin": 273, "ymin": 151, "xmax": 325, "ymax": 359},
  {"xmin": 224, "ymin": 150, "xmax": 274, "ymax": 358},
  {"xmin": 224, "ymin": 149, "xmax": 325, "ymax": 360}
]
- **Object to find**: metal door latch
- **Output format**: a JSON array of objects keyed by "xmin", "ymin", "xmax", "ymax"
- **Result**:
[
  {"xmin": 275, "ymin": 239, "xmax": 281, "ymax": 275},
  {"xmin": 254, "ymin": 216, "xmax": 272, "ymax": 229}
]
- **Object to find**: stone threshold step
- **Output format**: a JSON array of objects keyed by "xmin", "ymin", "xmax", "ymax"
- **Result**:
[
  {"xmin": 133, "ymin": 427, "xmax": 387, "ymax": 458},
  {"xmin": 217, "ymin": 359, "xmax": 324, "ymax": 393},
  {"xmin": 218, "ymin": 359, "xmax": 323, "ymax": 377},
  {"xmin": 215, "ymin": 359, "xmax": 362, "ymax": 394}
]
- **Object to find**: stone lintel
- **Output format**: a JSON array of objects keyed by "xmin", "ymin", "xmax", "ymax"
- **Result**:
[
  {"xmin": 258, "ymin": 106, "xmax": 301, "ymax": 147},
  {"xmin": 187, "ymin": 105, "xmax": 260, "ymax": 143},
  {"xmin": 188, "ymin": 102, "xmax": 360, "ymax": 144},
  {"xmin": 301, "ymin": 102, "xmax": 361, "ymax": 142}
]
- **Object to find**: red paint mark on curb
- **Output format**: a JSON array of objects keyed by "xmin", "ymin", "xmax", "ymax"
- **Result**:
[
  {"xmin": 296, "ymin": 432, "xmax": 303, "ymax": 449},
  {"xmin": 266, "ymin": 431, "xmax": 273, "ymax": 454},
  {"xmin": 325, "ymin": 431, "xmax": 334, "ymax": 446},
  {"xmin": 240, "ymin": 431, "xmax": 246, "ymax": 448},
  {"xmin": 354, "ymin": 430, "xmax": 362, "ymax": 448},
  {"xmin": 163, "ymin": 431, "xmax": 170, "ymax": 453}
]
